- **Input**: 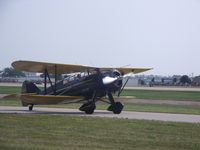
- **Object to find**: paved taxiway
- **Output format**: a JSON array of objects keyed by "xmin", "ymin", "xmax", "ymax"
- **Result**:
[{"xmin": 1, "ymin": 106, "xmax": 200, "ymax": 123}]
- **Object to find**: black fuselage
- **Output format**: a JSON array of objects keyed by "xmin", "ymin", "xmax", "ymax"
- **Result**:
[{"xmin": 42, "ymin": 69, "xmax": 123, "ymax": 100}]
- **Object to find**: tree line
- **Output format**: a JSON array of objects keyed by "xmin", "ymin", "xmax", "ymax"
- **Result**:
[{"xmin": 1, "ymin": 67, "xmax": 25, "ymax": 77}]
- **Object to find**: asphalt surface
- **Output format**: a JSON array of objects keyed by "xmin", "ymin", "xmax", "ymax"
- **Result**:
[{"xmin": 1, "ymin": 106, "xmax": 200, "ymax": 123}]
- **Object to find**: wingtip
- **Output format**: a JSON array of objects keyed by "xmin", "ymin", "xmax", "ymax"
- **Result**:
[{"xmin": 2, "ymin": 94, "xmax": 20, "ymax": 100}]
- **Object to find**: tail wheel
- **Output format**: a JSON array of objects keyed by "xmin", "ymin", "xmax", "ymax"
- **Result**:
[{"xmin": 28, "ymin": 105, "xmax": 33, "ymax": 111}]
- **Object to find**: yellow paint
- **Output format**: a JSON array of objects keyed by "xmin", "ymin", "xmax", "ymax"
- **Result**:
[
  {"xmin": 3, "ymin": 93, "xmax": 84, "ymax": 105},
  {"xmin": 12, "ymin": 60, "xmax": 152, "ymax": 74}
]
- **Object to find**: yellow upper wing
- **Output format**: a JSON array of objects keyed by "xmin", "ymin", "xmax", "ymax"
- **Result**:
[
  {"xmin": 12, "ymin": 60, "xmax": 95, "ymax": 74},
  {"xmin": 12, "ymin": 60, "xmax": 152, "ymax": 74},
  {"xmin": 101, "ymin": 67, "xmax": 152, "ymax": 74}
]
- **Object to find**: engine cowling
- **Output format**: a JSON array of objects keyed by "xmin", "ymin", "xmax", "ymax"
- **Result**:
[{"xmin": 102, "ymin": 69, "xmax": 123, "ymax": 90}]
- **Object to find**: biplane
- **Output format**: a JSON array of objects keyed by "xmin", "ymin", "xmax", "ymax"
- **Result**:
[{"xmin": 5, "ymin": 60, "xmax": 152, "ymax": 114}]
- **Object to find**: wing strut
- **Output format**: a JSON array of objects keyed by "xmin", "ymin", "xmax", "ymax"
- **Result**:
[
  {"xmin": 54, "ymin": 65, "xmax": 57, "ymax": 95},
  {"xmin": 117, "ymin": 76, "xmax": 131, "ymax": 97},
  {"xmin": 43, "ymin": 66, "xmax": 58, "ymax": 95},
  {"xmin": 44, "ymin": 69, "xmax": 47, "ymax": 94}
]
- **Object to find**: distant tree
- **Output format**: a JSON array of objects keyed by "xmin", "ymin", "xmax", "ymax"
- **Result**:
[
  {"xmin": 151, "ymin": 77, "xmax": 155, "ymax": 83},
  {"xmin": 161, "ymin": 78, "xmax": 165, "ymax": 83},
  {"xmin": 2, "ymin": 67, "xmax": 25, "ymax": 77},
  {"xmin": 180, "ymin": 75, "xmax": 191, "ymax": 84},
  {"xmin": 173, "ymin": 77, "xmax": 177, "ymax": 83}
]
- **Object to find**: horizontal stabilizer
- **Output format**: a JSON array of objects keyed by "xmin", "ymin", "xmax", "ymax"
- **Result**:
[
  {"xmin": 2, "ymin": 94, "xmax": 22, "ymax": 99},
  {"xmin": 2, "ymin": 93, "xmax": 84, "ymax": 105},
  {"xmin": 21, "ymin": 94, "xmax": 84, "ymax": 105}
]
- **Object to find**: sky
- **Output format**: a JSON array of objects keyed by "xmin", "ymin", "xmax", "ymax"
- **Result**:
[{"xmin": 0, "ymin": 0, "xmax": 200, "ymax": 76}]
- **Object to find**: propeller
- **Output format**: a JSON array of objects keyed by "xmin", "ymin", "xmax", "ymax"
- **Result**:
[{"xmin": 102, "ymin": 72, "xmax": 134, "ymax": 85}]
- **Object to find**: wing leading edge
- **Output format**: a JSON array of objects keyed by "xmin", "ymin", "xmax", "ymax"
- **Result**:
[{"xmin": 12, "ymin": 60, "xmax": 95, "ymax": 74}]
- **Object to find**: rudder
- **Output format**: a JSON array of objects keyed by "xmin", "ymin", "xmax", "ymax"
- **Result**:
[
  {"xmin": 21, "ymin": 80, "xmax": 41, "ymax": 94},
  {"xmin": 21, "ymin": 80, "xmax": 41, "ymax": 106}
]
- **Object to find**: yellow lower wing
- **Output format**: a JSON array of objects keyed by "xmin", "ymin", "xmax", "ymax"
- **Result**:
[{"xmin": 3, "ymin": 93, "xmax": 84, "ymax": 105}]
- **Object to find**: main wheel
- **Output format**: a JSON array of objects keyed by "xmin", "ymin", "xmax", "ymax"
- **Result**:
[
  {"xmin": 84, "ymin": 103, "xmax": 96, "ymax": 114},
  {"xmin": 79, "ymin": 102, "xmax": 96, "ymax": 114},
  {"xmin": 85, "ymin": 109, "xmax": 95, "ymax": 114},
  {"xmin": 113, "ymin": 102, "xmax": 123, "ymax": 114}
]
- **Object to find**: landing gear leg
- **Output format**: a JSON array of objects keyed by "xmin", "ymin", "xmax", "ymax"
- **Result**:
[
  {"xmin": 107, "ymin": 92, "xmax": 123, "ymax": 114},
  {"xmin": 28, "ymin": 104, "xmax": 34, "ymax": 111},
  {"xmin": 79, "ymin": 91, "xmax": 97, "ymax": 114}
]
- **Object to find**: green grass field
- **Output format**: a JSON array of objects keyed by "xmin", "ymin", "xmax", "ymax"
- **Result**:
[
  {"xmin": 0, "ymin": 86, "xmax": 21, "ymax": 94},
  {"xmin": 119, "ymin": 89, "xmax": 200, "ymax": 101},
  {"xmin": 0, "ymin": 114, "xmax": 200, "ymax": 150}
]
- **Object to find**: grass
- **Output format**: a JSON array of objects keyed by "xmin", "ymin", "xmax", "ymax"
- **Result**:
[
  {"xmin": 0, "ymin": 86, "xmax": 21, "ymax": 94},
  {"xmin": 0, "ymin": 98, "xmax": 22, "ymax": 106},
  {"xmin": 119, "ymin": 89, "xmax": 200, "ymax": 101},
  {"xmin": 124, "ymin": 103, "xmax": 200, "ymax": 114},
  {"xmin": 0, "ymin": 114, "xmax": 200, "ymax": 150}
]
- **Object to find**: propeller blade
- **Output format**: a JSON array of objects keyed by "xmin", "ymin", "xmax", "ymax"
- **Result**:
[
  {"xmin": 102, "ymin": 72, "xmax": 134, "ymax": 85},
  {"xmin": 123, "ymin": 72, "xmax": 134, "ymax": 78}
]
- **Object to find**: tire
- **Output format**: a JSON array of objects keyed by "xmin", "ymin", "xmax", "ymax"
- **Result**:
[
  {"xmin": 85, "ymin": 109, "xmax": 94, "ymax": 114},
  {"xmin": 113, "ymin": 102, "xmax": 124, "ymax": 114},
  {"xmin": 81, "ymin": 103, "xmax": 96, "ymax": 114}
]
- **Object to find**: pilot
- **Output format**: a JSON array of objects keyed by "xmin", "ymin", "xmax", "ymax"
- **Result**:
[{"xmin": 77, "ymin": 74, "xmax": 81, "ymax": 79}]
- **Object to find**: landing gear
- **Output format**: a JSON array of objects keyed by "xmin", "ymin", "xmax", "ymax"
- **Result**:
[
  {"xmin": 79, "ymin": 90, "xmax": 124, "ymax": 114},
  {"xmin": 107, "ymin": 102, "xmax": 124, "ymax": 114},
  {"xmin": 79, "ymin": 90, "xmax": 97, "ymax": 114},
  {"xmin": 79, "ymin": 102, "xmax": 96, "ymax": 114},
  {"xmin": 28, "ymin": 104, "xmax": 34, "ymax": 111},
  {"xmin": 107, "ymin": 92, "xmax": 124, "ymax": 114}
]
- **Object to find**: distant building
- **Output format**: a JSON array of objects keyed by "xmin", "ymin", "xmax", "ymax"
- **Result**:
[
  {"xmin": 192, "ymin": 76, "xmax": 200, "ymax": 86},
  {"xmin": 124, "ymin": 78, "xmax": 139, "ymax": 87},
  {"xmin": 23, "ymin": 72, "xmax": 37, "ymax": 77}
]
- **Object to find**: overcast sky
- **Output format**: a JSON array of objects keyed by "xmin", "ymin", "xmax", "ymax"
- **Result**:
[{"xmin": 0, "ymin": 0, "xmax": 200, "ymax": 76}]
